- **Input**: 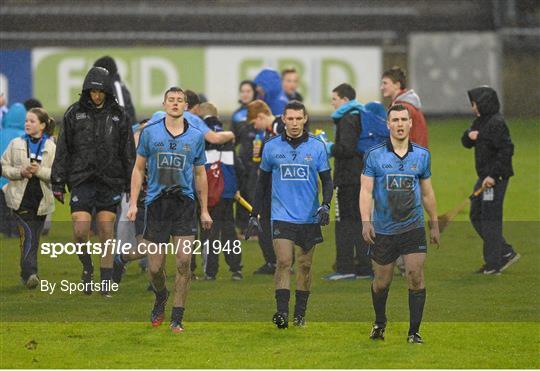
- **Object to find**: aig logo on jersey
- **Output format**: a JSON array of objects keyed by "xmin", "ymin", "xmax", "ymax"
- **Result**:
[
  {"xmin": 280, "ymin": 164, "xmax": 309, "ymax": 181},
  {"xmin": 157, "ymin": 152, "xmax": 186, "ymax": 170},
  {"xmin": 386, "ymin": 174, "xmax": 414, "ymax": 191}
]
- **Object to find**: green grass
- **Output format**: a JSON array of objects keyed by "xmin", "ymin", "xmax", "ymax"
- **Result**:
[{"xmin": 1, "ymin": 118, "xmax": 539, "ymax": 368}]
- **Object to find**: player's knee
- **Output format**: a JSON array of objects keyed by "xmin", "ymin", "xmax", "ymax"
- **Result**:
[
  {"xmin": 407, "ymin": 270, "xmax": 424, "ymax": 290},
  {"xmin": 276, "ymin": 257, "xmax": 292, "ymax": 270},
  {"xmin": 148, "ymin": 265, "xmax": 164, "ymax": 278},
  {"xmin": 297, "ymin": 258, "xmax": 312, "ymax": 274},
  {"xmin": 176, "ymin": 259, "xmax": 191, "ymax": 276}
]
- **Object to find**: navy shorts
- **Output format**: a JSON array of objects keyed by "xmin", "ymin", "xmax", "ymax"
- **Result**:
[
  {"xmin": 370, "ymin": 227, "xmax": 427, "ymax": 265},
  {"xmin": 70, "ymin": 180, "xmax": 122, "ymax": 214},
  {"xmin": 142, "ymin": 193, "xmax": 197, "ymax": 243},
  {"xmin": 272, "ymin": 220, "xmax": 323, "ymax": 251}
]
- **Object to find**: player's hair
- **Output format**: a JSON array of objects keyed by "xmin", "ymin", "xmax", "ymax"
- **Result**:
[
  {"xmin": 185, "ymin": 90, "xmax": 201, "ymax": 110},
  {"xmin": 283, "ymin": 100, "xmax": 307, "ymax": 117},
  {"xmin": 382, "ymin": 66, "xmax": 407, "ymax": 89},
  {"xmin": 281, "ymin": 67, "xmax": 297, "ymax": 78},
  {"xmin": 199, "ymin": 102, "xmax": 218, "ymax": 118},
  {"xmin": 29, "ymin": 107, "xmax": 55, "ymax": 136},
  {"xmin": 247, "ymin": 99, "xmax": 272, "ymax": 123},
  {"xmin": 332, "ymin": 83, "xmax": 356, "ymax": 100},
  {"xmin": 163, "ymin": 86, "xmax": 185, "ymax": 101},
  {"xmin": 387, "ymin": 104, "xmax": 410, "ymax": 119}
]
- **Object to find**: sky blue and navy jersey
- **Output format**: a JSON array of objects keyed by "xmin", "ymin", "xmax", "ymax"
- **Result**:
[
  {"xmin": 260, "ymin": 133, "xmax": 330, "ymax": 224},
  {"xmin": 363, "ymin": 140, "xmax": 431, "ymax": 235},
  {"xmin": 184, "ymin": 111, "xmax": 210, "ymax": 136},
  {"xmin": 137, "ymin": 118, "xmax": 206, "ymax": 204}
]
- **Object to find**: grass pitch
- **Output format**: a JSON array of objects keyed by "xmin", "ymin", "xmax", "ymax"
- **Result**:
[{"xmin": 1, "ymin": 118, "xmax": 539, "ymax": 368}]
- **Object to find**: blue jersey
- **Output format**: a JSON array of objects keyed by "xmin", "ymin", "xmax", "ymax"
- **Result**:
[
  {"xmin": 184, "ymin": 111, "xmax": 210, "ymax": 136},
  {"xmin": 137, "ymin": 118, "xmax": 206, "ymax": 204},
  {"xmin": 362, "ymin": 140, "xmax": 431, "ymax": 235},
  {"xmin": 260, "ymin": 133, "xmax": 330, "ymax": 224}
]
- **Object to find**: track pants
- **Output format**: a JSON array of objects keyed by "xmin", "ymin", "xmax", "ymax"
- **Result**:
[
  {"xmin": 470, "ymin": 178, "xmax": 515, "ymax": 268},
  {"xmin": 335, "ymin": 184, "xmax": 372, "ymax": 275},
  {"xmin": 13, "ymin": 208, "xmax": 46, "ymax": 281}
]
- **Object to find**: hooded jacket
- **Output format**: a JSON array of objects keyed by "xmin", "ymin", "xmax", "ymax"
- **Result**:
[
  {"xmin": 51, "ymin": 67, "xmax": 135, "ymax": 193},
  {"xmin": 254, "ymin": 69, "xmax": 288, "ymax": 115},
  {"xmin": 0, "ymin": 103, "xmax": 26, "ymax": 188},
  {"xmin": 462, "ymin": 86, "xmax": 514, "ymax": 180},
  {"xmin": 392, "ymin": 89, "xmax": 429, "ymax": 148},
  {"xmin": 94, "ymin": 56, "xmax": 137, "ymax": 125},
  {"xmin": 331, "ymin": 100, "xmax": 364, "ymax": 186}
]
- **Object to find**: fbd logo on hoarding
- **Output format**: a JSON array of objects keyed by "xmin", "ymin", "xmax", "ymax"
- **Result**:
[{"xmin": 32, "ymin": 48, "xmax": 205, "ymax": 116}]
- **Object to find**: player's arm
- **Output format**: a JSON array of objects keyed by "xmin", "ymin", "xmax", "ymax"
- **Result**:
[
  {"xmin": 204, "ymin": 130, "xmax": 235, "ymax": 145},
  {"xmin": 360, "ymin": 174, "xmax": 376, "ymax": 244},
  {"xmin": 127, "ymin": 154, "xmax": 146, "ymax": 221},
  {"xmin": 420, "ymin": 177, "xmax": 440, "ymax": 246},
  {"xmin": 194, "ymin": 164, "xmax": 212, "ymax": 230},
  {"xmin": 316, "ymin": 170, "xmax": 333, "ymax": 226}
]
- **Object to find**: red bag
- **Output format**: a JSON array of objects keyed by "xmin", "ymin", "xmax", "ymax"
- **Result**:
[{"xmin": 206, "ymin": 161, "xmax": 224, "ymax": 208}]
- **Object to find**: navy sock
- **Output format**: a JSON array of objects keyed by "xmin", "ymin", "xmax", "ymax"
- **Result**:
[
  {"xmin": 371, "ymin": 284, "xmax": 389, "ymax": 327},
  {"xmin": 100, "ymin": 268, "xmax": 112, "ymax": 286},
  {"xmin": 171, "ymin": 306, "xmax": 185, "ymax": 322},
  {"xmin": 294, "ymin": 290, "xmax": 310, "ymax": 317},
  {"xmin": 275, "ymin": 289, "xmax": 290, "ymax": 314},
  {"xmin": 78, "ymin": 253, "xmax": 93, "ymax": 273},
  {"xmin": 408, "ymin": 288, "xmax": 426, "ymax": 335}
]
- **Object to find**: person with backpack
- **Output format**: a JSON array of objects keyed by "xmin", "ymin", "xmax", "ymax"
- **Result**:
[
  {"xmin": 199, "ymin": 102, "xmax": 243, "ymax": 281},
  {"xmin": 323, "ymin": 83, "xmax": 378, "ymax": 281}
]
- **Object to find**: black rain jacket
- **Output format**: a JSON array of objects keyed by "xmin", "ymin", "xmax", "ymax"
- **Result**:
[
  {"xmin": 52, "ymin": 67, "xmax": 135, "ymax": 193},
  {"xmin": 461, "ymin": 86, "xmax": 514, "ymax": 180}
]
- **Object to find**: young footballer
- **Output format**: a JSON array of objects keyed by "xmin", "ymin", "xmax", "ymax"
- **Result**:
[
  {"xmin": 127, "ymin": 87, "xmax": 212, "ymax": 333},
  {"xmin": 246, "ymin": 101, "xmax": 333, "ymax": 329},
  {"xmin": 360, "ymin": 104, "xmax": 439, "ymax": 344}
]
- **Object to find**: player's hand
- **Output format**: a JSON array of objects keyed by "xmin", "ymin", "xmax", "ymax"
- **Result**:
[
  {"xmin": 126, "ymin": 204, "xmax": 138, "ymax": 221},
  {"xmin": 200, "ymin": 210, "xmax": 213, "ymax": 230},
  {"xmin": 245, "ymin": 216, "xmax": 262, "ymax": 240},
  {"xmin": 362, "ymin": 221, "xmax": 376, "ymax": 245},
  {"xmin": 482, "ymin": 176, "xmax": 496, "ymax": 188},
  {"xmin": 429, "ymin": 220, "xmax": 440, "ymax": 247},
  {"xmin": 468, "ymin": 130, "xmax": 479, "ymax": 141},
  {"xmin": 315, "ymin": 204, "xmax": 330, "ymax": 226}
]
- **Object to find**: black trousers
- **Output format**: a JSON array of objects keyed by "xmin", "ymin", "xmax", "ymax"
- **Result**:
[
  {"xmin": 335, "ymin": 184, "xmax": 372, "ymax": 275},
  {"xmin": 13, "ymin": 208, "xmax": 46, "ymax": 281},
  {"xmin": 201, "ymin": 199, "xmax": 242, "ymax": 276},
  {"xmin": 470, "ymin": 178, "xmax": 514, "ymax": 268}
]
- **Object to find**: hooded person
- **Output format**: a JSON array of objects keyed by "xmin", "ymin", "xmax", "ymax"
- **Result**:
[
  {"xmin": 462, "ymin": 86, "xmax": 519, "ymax": 275},
  {"xmin": 51, "ymin": 66, "xmax": 136, "ymax": 297},
  {"xmin": 94, "ymin": 56, "xmax": 137, "ymax": 125},
  {"xmin": 253, "ymin": 68, "xmax": 289, "ymax": 116}
]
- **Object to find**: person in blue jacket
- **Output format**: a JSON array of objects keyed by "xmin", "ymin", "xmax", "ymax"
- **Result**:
[{"xmin": 253, "ymin": 68, "xmax": 289, "ymax": 115}]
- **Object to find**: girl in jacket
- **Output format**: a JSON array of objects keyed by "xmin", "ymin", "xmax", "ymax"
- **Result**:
[{"xmin": 1, "ymin": 107, "xmax": 56, "ymax": 289}]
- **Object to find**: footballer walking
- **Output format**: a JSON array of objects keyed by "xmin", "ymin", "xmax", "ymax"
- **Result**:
[
  {"xmin": 247, "ymin": 101, "xmax": 333, "ymax": 328},
  {"xmin": 360, "ymin": 104, "xmax": 439, "ymax": 343},
  {"xmin": 127, "ymin": 87, "xmax": 212, "ymax": 333}
]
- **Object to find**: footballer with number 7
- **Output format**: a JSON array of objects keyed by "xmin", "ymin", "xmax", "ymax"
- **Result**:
[
  {"xmin": 246, "ymin": 100, "xmax": 333, "ymax": 329},
  {"xmin": 360, "ymin": 104, "xmax": 440, "ymax": 344}
]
